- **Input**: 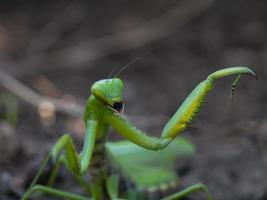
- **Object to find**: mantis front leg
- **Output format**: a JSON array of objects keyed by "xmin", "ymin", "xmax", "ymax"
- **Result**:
[
  {"xmin": 21, "ymin": 120, "xmax": 98, "ymax": 200},
  {"xmin": 105, "ymin": 67, "xmax": 256, "ymax": 150},
  {"xmin": 51, "ymin": 120, "xmax": 98, "ymax": 175}
]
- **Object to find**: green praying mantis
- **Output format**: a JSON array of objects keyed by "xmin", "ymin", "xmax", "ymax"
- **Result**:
[{"xmin": 21, "ymin": 66, "xmax": 256, "ymax": 200}]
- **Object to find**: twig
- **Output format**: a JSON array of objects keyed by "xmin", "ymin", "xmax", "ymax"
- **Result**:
[
  {"xmin": 0, "ymin": 69, "xmax": 84, "ymax": 117},
  {"xmin": 0, "ymin": 69, "xmax": 169, "ymax": 127}
]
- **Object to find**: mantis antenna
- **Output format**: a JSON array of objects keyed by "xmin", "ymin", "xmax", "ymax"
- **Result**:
[
  {"xmin": 114, "ymin": 42, "xmax": 164, "ymax": 78},
  {"xmin": 107, "ymin": 65, "xmax": 119, "ymax": 79}
]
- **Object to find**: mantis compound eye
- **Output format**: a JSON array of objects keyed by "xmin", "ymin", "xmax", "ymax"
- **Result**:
[{"xmin": 111, "ymin": 101, "xmax": 124, "ymax": 113}]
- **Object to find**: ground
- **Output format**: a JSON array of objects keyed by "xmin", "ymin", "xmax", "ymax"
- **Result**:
[{"xmin": 0, "ymin": 1, "xmax": 267, "ymax": 200}]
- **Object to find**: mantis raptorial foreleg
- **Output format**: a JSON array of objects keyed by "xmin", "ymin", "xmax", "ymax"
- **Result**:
[
  {"xmin": 46, "ymin": 156, "xmax": 91, "ymax": 193},
  {"xmin": 21, "ymin": 120, "xmax": 98, "ymax": 200},
  {"xmin": 105, "ymin": 67, "xmax": 256, "ymax": 150},
  {"xmin": 51, "ymin": 120, "xmax": 98, "ymax": 175},
  {"xmin": 21, "ymin": 140, "xmax": 91, "ymax": 200}
]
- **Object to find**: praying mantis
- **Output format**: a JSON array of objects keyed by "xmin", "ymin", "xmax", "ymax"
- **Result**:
[{"xmin": 21, "ymin": 66, "xmax": 256, "ymax": 200}]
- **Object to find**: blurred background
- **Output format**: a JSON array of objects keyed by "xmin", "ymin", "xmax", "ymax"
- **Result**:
[{"xmin": 0, "ymin": 0, "xmax": 266, "ymax": 199}]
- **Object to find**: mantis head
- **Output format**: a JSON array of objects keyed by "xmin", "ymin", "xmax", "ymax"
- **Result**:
[{"xmin": 91, "ymin": 78, "xmax": 124, "ymax": 112}]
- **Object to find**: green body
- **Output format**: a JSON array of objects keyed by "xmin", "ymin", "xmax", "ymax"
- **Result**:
[{"xmin": 21, "ymin": 67, "xmax": 256, "ymax": 200}]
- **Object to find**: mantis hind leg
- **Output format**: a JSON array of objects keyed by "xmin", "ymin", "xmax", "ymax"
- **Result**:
[
  {"xmin": 161, "ymin": 183, "xmax": 212, "ymax": 200},
  {"xmin": 21, "ymin": 184, "xmax": 90, "ymax": 200}
]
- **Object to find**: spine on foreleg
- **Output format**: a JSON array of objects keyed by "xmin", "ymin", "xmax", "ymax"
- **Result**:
[
  {"xmin": 207, "ymin": 66, "xmax": 256, "ymax": 82},
  {"xmin": 162, "ymin": 79, "xmax": 212, "ymax": 138},
  {"xmin": 162, "ymin": 66, "xmax": 256, "ymax": 139}
]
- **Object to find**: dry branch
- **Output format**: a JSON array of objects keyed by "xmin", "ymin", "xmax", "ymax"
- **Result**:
[
  {"xmin": 0, "ymin": 69, "xmax": 84, "ymax": 117},
  {"xmin": 0, "ymin": 69, "xmax": 168, "ymax": 127}
]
